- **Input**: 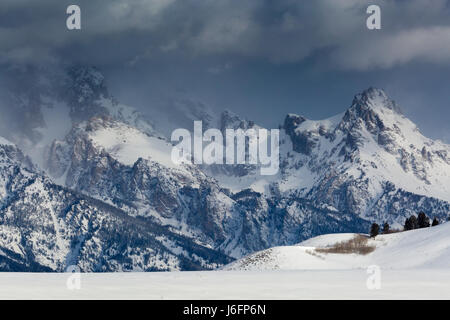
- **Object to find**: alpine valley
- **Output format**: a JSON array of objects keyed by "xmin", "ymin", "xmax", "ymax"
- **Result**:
[{"xmin": 0, "ymin": 66, "xmax": 449, "ymax": 272}]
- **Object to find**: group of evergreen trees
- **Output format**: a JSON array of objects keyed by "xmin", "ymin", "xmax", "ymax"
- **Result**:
[
  {"xmin": 369, "ymin": 212, "xmax": 440, "ymax": 238},
  {"xmin": 404, "ymin": 211, "xmax": 439, "ymax": 231}
]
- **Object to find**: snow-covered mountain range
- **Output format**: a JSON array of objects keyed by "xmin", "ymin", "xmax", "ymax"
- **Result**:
[{"xmin": 0, "ymin": 66, "xmax": 449, "ymax": 271}]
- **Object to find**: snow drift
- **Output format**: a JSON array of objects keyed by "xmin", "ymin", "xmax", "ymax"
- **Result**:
[{"xmin": 224, "ymin": 222, "xmax": 450, "ymax": 271}]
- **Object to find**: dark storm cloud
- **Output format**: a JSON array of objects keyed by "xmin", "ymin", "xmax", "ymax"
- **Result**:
[
  {"xmin": 1, "ymin": 0, "xmax": 450, "ymax": 142},
  {"xmin": 2, "ymin": 0, "xmax": 450, "ymax": 69}
]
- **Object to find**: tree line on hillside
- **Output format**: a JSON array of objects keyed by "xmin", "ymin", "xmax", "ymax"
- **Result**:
[{"xmin": 369, "ymin": 211, "xmax": 441, "ymax": 238}]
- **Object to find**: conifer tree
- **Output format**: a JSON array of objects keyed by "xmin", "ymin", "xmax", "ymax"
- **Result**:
[
  {"xmin": 382, "ymin": 222, "xmax": 390, "ymax": 234},
  {"xmin": 404, "ymin": 215, "xmax": 419, "ymax": 231},
  {"xmin": 432, "ymin": 217, "xmax": 439, "ymax": 226},
  {"xmin": 417, "ymin": 212, "xmax": 430, "ymax": 228},
  {"xmin": 370, "ymin": 223, "xmax": 380, "ymax": 238}
]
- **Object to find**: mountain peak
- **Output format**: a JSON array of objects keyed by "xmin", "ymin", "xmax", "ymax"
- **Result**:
[
  {"xmin": 68, "ymin": 66, "xmax": 105, "ymax": 87},
  {"xmin": 220, "ymin": 110, "xmax": 255, "ymax": 132},
  {"xmin": 335, "ymin": 87, "xmax": 405, "ymax": 137},
  {"xmin": 0, "ymin": 136, "xmax": 14, "ymax": 147},
  {"xmin": 359, "ymin": 87, "xmax": 387, "ymax": 99},
  {"xmin": 66, "ymin": 66, "xmax": 108, "ymax": 104},
  {"xmin": 352, "ymin": 87, "xmax": 402, "ymax": 115}
]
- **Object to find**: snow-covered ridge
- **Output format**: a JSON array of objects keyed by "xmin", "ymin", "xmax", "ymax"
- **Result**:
[
  {"xmin": 86, "ymin": 117, "xmax": 178, "ymax": 169},
  {"xmin": 0, "ymin": 137, "xmax": 14, "ymax": 146},
  {"xmin": 224, "ymin": 222, "xmax": 450, "ymax": 271}
]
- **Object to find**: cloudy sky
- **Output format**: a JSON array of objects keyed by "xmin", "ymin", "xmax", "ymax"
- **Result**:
[{"xmin": 1, "ymin": 0, "xmax": 450, "ymax": 141}]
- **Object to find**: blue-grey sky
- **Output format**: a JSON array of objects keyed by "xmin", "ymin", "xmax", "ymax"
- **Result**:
[{"xmin": 1, "ymin": 0, "xmax": 450, "ymax": 141}]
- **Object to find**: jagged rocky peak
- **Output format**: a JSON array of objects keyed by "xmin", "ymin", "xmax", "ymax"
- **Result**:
[
  {"xmin": 0, "ymin": 137, "xmax": 34, "ymax": 171},
  {"xmin": 283, "ymin": 114, "xmax": 308, "ymax": 137},
  {"xmin": 0, "ymin": 137, "xmax": 13, "ymax": 147},
  {"xmin": 338, "ymin": 87, "xmax": 403, "ymax": 133},
  {"xmin": 177, "ymin": 99, "xmax": 215, "ymax": 126},
  {"xmin": 0, "ymin": 66, "xmax": 111, "ymax": 147},
  {"xmin": 65, "ymin": 66, "xmax": 110, "ymax": 123},
  {"xmin": 283, "ymin": 114, "xmax": 313, "ymax": 155},
  {"xmin": 335, "ymin": 88, "xmax": 431, "ymax": 156},
  {"xmin": 84, "ymin": 114, "xmax": 116, "ymax": 132},
  {"xmin": 282, "ymin": 112, "xmax": 337, "ymax": 155},
  {"xmin": 220, "ymin": 110, "xmax": 255, "ymax": 132},
  {"xmin": 352, "ymin": 87, "xmax": 402, "ymax": 113},
  {"xmin": 285, "ymin": 88, "xmax": 411, "ymax": 152},
  {"xmin": 66, "ymin": 66, "xmax": 108, "ymax": 101},
  {"xmin": 44, "ymin": 116, "xmax": 109, "ymax": 180},
  {"xmin": 282, "ymin": 87, "xmax": 427, "ymax": 158}
]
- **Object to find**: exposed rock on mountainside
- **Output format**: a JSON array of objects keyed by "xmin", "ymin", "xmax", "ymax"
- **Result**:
[{"xmin": 0, "ymin": 139, "xmax": 232, "ymax": 271}]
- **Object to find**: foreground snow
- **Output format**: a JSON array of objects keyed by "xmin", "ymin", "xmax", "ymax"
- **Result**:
[
  {"xmin": 1, "ymin": 224, "xmax": 449, "ymax": 299},
  {"xmin": 0, "ymin": 269, "xmax": 449, "ymax": 299}
]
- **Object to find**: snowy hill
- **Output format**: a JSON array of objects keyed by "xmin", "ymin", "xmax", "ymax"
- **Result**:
[{"xmin": 223, "ymin": 222, "xmax": 450, "ymax": 271}]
